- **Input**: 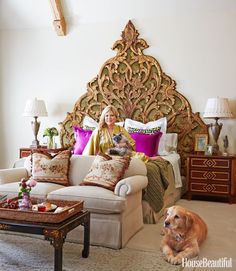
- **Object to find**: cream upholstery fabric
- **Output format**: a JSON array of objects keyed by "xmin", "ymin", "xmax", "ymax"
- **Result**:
[
  {"xmin": 47, "ymin": 185, "xmax": 126, "ymax": 213},
  {"xmin": 0, "ymin": 181, "xmax": 65, "ymax": 199},
  {"xmin": 0, "ymin": 155, "xmax": 148, "ymax": 249},
  {"xmin": 0, "ymin": 168, "xmax": 28, "ymax": 184}
]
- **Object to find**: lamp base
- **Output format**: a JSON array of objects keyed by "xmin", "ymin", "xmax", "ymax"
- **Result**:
[
  {"xmin": 210, "ymin": 118, "xmax": 223, "ymax": 155},
  {"xmin": 212, "ymin": 144, "xmax": 221, "ymax": 155},
  {"xmin": 30, "ymin": 140, "xmax": 40, "ymax": 148}
]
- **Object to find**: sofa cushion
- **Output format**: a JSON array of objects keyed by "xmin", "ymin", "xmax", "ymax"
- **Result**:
[
  {"xmin": 0, "ymin": 181, "xmax": 64, "ymax": 199},
  {"xmin": 47, "ymin": 185, "xmax": 126, "ymax": 214},
  {"xmin": 80, "ymin": 153, "xmax": 131, "ymax": 191},
  {"xmin": 31, "ymin": 150, "xmax": 71, "ymax": 186}
]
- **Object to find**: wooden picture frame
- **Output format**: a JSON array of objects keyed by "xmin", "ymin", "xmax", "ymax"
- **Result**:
[{"xmin": 194, "ymin": 134, "xmax": 208, "ymax": 152}]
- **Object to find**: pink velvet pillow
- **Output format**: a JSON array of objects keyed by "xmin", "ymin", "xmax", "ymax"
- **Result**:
[
  {"xmin": 73, "ymin": 126, "xmax": 92, "ymax": 154},
  {"xmin": 130, "ymin": 131, "xmax": 162, "ymax": 157}
]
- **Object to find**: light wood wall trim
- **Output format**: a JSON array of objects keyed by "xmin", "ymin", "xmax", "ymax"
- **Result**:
[{"xmin": 49, "ymin": 0, "xmax": 66, "ymax": 36}]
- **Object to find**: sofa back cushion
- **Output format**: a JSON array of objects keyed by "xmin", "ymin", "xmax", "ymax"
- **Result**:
[{"xmin": 69, "ymin": 155, "xmax": 147, "ymax": 186}]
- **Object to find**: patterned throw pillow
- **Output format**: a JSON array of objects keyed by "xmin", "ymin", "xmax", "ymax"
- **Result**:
[
  {"xmin": 80, "ymin": 153, "xmax": 131, "ymax": 191},
  {"xmin": 31, "ymin": 150, "xmax": 71, "ymax": 186}
]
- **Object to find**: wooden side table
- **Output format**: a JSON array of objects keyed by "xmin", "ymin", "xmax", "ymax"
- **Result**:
[
  {"xmin": 19, "ymin": 147, "xmax": 67, "ymax": 158},
  {"xmin": 187, "ymin": 154, "xmax": 236, "ymax": 203}
]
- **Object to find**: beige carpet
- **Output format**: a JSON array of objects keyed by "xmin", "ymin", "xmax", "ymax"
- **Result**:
[
  {"xmin": 127, "ymin": 199, "xmax": 236, "ymax": 270},
  {"xmin": 0, "ymin": 233, "xmax": 182, "ymax": 271},
  {"xmin": 0, "ymin": 199, "xmax": 235, "ymax": 270}
]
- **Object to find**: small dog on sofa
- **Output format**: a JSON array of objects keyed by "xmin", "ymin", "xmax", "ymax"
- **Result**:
[
  {"xmin": 160, "ymin": 205, "xmax": 207, "ymax": 265},
  {"xmin": 108, "ymin": 133, "xmax": 132, "ymax": 156}
]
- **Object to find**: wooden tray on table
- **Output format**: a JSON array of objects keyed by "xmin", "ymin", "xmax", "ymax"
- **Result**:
[{"xmin": 0, "ymin": 198, "xmax": 84, "ymax": 223}]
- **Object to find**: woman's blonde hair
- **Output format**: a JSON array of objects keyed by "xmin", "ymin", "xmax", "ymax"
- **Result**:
[{"xmin": 99, "ymin": 105, "xmax": 119, "ymax": 128}]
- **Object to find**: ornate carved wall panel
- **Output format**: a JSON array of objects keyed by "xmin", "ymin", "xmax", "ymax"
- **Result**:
[{"xmin": 59, "ymin": 20, "xmax": 208, "ymax": 175}]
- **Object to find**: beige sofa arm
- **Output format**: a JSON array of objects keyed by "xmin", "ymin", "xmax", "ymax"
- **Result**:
[
  {"xmin": 0, "ymin": 168, "xmax": 28, "ymax": 185},
  {"xmin": 114, "ymin": 175, "xmax": 148, "ymax": 197}
]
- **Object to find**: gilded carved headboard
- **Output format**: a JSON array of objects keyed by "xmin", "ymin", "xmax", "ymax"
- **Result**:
[{"xmin": 59, "ymin": 20, "xmax": 208, "ymax": 175}]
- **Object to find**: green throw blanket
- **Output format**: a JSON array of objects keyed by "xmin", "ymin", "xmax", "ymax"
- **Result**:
[{"xmin": 143, "ymin": 159, "xmax": 170, "ymax": 213}]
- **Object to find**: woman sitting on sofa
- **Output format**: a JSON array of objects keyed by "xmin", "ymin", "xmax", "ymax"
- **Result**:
[{"xmin": 82, "ymin": 105, "xmax": 159, "ymax": 162}]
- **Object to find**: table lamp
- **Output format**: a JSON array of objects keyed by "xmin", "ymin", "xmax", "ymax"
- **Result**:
[
  {"xmin": 203, "ymin": 97, "xmax": 232, "ymax": 154},
  {"xmin": 23, "ymin": 98, "xmax": 48, "ymax": 148}
]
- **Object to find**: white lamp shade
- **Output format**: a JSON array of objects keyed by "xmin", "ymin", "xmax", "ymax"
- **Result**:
[
  {"xmin": 23, "ymin": 98, "xmax": 48, "ymax": 117},
  {"xmin": 203, "ymin": 97, "xmax": 232, "ymax": 119}
]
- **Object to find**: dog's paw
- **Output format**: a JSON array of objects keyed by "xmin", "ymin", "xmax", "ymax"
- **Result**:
[{"xmin": 166, "ymin": 255, "xmax": 182, "ymax": 265}]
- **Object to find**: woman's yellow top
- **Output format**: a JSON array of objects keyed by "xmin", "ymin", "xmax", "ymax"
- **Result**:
[{"xmin": 82, "ymin": 125, "xmax": 149, "ymax": 162}]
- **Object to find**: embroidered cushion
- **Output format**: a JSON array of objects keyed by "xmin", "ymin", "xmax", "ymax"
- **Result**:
[
  {"xmin": 80, "ymin": 153, "xmax": 130, "ymax": 191},
  {"xmin": 130, "ymin": 131, "xmax": 163, "ymax": 157},
  {"xmin": 73, "ymin": 126, "xmax": 93, "ymax": 154},
  {"xmin": 31, "ymin": 150, "xmax": 71, "ymax": 186}
]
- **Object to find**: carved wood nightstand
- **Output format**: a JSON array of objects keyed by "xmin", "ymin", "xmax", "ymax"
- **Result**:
[
  {"xmin": 187, "ymin": 154, "xmax": 236, "ymax": 203},
  {"xmin": 19, "ymin": 147, "xmax": 67, "ymax": 158}
]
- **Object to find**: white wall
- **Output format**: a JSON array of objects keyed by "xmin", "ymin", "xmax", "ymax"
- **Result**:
[{"xmin": 0, "ymin": 0, "xmax": 236, "ymax": 168}]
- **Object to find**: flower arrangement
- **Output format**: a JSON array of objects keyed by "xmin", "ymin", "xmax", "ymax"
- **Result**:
[
  {"xmin": 18, "ymin": 178, "xmax": 37, "ymax": 198},
  {"xmin": 43, "ymin": 127, "xmax": 59, "ymax": 148}
]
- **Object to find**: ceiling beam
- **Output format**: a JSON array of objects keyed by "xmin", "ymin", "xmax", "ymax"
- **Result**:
[{"xmin": 49, "ymin": 0, "xmax": 66, "ymax": 36}]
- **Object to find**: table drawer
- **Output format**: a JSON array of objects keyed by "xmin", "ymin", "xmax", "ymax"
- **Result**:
[
  {"xmin": 190, "ymin": 182, "xmax": 230, "ymax": 195},
  {"xmin": 190, "ymin": 158, "xmax": 230, "ymax": 169},
  {"xmin": 20, "ymin": 150, "xmax": 31, "ymax": 158},
  {"xmin": 190, "ymin": 170, "xmax": 230, "ymax": 182}
]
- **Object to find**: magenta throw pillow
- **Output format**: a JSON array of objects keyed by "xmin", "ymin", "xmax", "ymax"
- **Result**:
[
  {"xmin": 130, "ymin": 131, "xmax": 163, "ymax": 157},
  {"xmin": 73, "ymin": 126, "xmax": 92, "ymax": 154}
]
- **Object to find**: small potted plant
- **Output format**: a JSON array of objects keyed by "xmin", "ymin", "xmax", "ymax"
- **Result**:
[{"xmin": 43, "ymin": 127, "xmax": 59, "ymax": 149}]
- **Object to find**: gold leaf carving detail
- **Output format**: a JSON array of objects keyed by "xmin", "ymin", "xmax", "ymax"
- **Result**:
[{"xmin": 59, "ymin": 20, "xmax": 208, "ymax": 175}]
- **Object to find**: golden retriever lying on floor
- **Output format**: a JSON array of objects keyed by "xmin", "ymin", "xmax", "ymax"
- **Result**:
[{"xmin": 160, "ymin": 205, "xmax": 207, "ymax": 265}]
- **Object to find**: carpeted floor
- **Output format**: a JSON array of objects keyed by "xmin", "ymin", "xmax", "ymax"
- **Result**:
[
  {"xmin": 0, "ymin": 199, "xmax": 235, "ymax": 270},
  {"xmin": 127, "ymin": 199, "xmax": 236, "ymax": 270},
  {"xmin": 0, "ymin": 233, "xmax": 182, "ymax": 271}
]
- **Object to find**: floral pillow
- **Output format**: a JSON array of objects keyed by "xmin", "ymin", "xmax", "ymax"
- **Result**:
[
  {"xmin": 80, "ymin": 153, "xmax": 131, "ymax": 191},
  {"xmin": 73, "ymin": 126, "xmax": 93, "ymax": 154},
  {"xmin": 31, "ymin": 149, "xmax": 71, "ymax": 186}
]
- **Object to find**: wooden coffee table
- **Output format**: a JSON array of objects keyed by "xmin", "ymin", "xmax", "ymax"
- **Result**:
[{"xmin": 0, "ymin": 210, "xmax": 90, "ymax": 271}]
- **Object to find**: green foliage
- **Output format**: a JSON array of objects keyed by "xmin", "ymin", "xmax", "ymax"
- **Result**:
[{"xmin": 43, "ymin": 127, "xmax": 59, "ymax": 138}]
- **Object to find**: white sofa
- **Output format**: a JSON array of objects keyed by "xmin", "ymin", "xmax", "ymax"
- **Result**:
[{"xmin": 0, "ymin": 155, "xmax": 148, "ymax": 249}]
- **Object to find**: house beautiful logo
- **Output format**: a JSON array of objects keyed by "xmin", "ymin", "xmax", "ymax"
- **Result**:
[{"xmin": 182, "ymin": 257, "xmax": 232, "ymax": 268}]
